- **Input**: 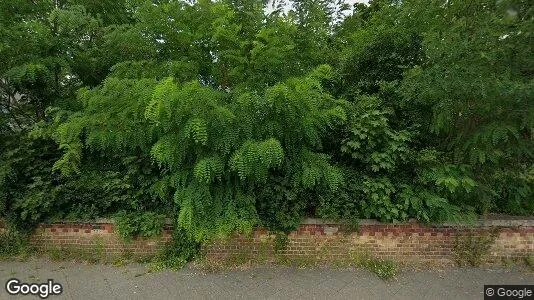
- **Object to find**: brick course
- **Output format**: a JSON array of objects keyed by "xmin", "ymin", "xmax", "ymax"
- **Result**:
[
  {"xmin": 8, "ymin": 221, "xmax": 172, "ymax": 259},
  {"xmin": 1, "ymin": 218, "xmax": 532, "ymax": 265},
  {"xmin": 203, "ymin": 219, "xmax": 534, "ymax": 265}
]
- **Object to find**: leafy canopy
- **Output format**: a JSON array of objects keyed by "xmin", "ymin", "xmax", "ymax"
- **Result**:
[{"xmin": 0, "ymin": 0, "xmax": 532, "ymax": 239}]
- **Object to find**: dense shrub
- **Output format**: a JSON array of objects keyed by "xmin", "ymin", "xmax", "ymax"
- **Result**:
[
  {"xmin": 114, "ymin": 211, "xmax": 166, "ymax": 240},
  {"xmin": 0, "ymin": 229, "xmax": 31, "ymax": 259},
  {"xmin": 0, "ymin": 0, "xmax": 531, "ymax": 247},
  {"xmin": 152, "ymin": 227, "xmax": 201, "ymax": 270}
]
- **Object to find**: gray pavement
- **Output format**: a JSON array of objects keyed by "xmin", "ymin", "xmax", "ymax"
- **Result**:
[{"xmin": 0, "ymin": 258, "xmax": 532, "ymax": 299}]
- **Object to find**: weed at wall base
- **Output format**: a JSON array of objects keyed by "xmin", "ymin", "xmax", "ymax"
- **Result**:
[
  {"xmin": 525, "ymin": 256, "xmax": 534, "ymax": 271},
  {"xmin": 452, "ymin": 230, "xmax": 496, "ymax": 267},
  {"xmin": 348, "ymin": 249, "xmax": 398, "ymax": 280},
  {"xmin": 0, "ymin": 230, "xmax": 32, "ymax": 260},
  {"xmin": 365, "ymin": 259, "xmax": 398, "ymax": 280}
]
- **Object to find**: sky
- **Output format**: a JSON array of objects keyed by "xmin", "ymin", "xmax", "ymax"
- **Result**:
[{"xmin": 265, "ymin": 0, "xmax": 370, "ymax": 15}]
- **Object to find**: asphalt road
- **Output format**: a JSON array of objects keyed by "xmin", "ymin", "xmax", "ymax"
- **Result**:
[{"xmin": 0, "ymin": 258, "xmax": 532, "ymax": 299}]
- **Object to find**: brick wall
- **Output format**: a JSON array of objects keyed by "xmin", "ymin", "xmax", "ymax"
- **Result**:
[
  {"xmin": 203, "ymin": 219, "xmax": 534, "ymax": 266},
  {"xmin": 9, "ymin": 220, "xmax": 172, "ymax": 259},
  {"xmin": 1, "ymin": 218, "xmax": 532, "ymax": 265}
]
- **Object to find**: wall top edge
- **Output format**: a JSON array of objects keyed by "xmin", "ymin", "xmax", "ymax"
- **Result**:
[
  {"xmin": 2, "ymin": 216, "xmax": 532, "ymax": 228},
  {"xmin": 301, "ymin": 217, "xmax": 534, "ymax": 227}
]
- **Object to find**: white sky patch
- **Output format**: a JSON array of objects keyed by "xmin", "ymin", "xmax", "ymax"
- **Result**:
[{"xmin": 265, "ymin": 0, "xmax": 369, "ymax": 16}]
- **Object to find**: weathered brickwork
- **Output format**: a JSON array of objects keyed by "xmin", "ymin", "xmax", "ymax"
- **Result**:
[
  {"xmin": 204, "ymin": 219, "xmax": 534, "ymax": 265},
  {"xmin": 25, "ymin": 221, "xmax": 172, "ymax": 258},
  {"xmin": 1, "ymin": 219, "xmax": 532, "ymax": 264}
]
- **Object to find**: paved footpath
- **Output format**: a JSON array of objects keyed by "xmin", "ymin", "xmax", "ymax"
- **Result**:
[{"xmin": 0, "ymin": 258, "xmax": 532, "ymax": 299}]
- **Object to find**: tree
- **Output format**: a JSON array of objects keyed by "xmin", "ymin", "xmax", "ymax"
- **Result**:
[
  {"xmin": 1, "ymin": 0, "xmax": 532, "ymax": 239},
  {"xmin": 401, "ymin": 0, "xmax": 533, "ymax": 214}
]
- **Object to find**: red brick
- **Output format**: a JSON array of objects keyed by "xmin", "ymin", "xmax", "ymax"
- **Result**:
[{"xmin": 12, "ymin": 220, "xmax": 533, "ymax": 265}]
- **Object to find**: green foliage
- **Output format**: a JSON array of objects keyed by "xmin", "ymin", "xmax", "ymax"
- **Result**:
[
  {"xmin": 1, "ymin": 133, "xmax": 165, "ymax": 231},
  {"xmin": 453, "ymin": 230, "xmax": 496, "ymax": 267},
  {"xmin": 0, "ymin": 229, "xmax": 31, "ymax": 259},
  {"xmin": 347, "ymin": 250, "xmax": 398, "ymax": 280},
  {"xmin": 53, "ymin": 77, "xmax": 158, "ymax": 175},
  {"xmin": 399, "ymin": 0, "xmax": 533, "ymax": 214},
  {"xmin": 338, "ymin": 4, "xmax": 423, "ymax": 95},
  {"xmin": 317, "ymin": 180, "xmax": 361, "ymax": 225},
  {"xmin": 492, "ymin": 166, "xmax": 534, "ymax": 215},
  {"xmin": 43, "ymin": 242, "xmax": 105, "ymax": 264},
  {"xmin": 274, "ymin": 232, "xmax": 289, "ymax": 253},
  {"xmin": 52, "ymin": 63, "xmax": 345, "ymax": 240},
  {"xmin": 398, "ymin": 186, "xmax": 464, "ymax": 224},
  {"xmin": 230, "ymin": 139, "xmax": 284, "ymax": 182},
  {"xmin": 150, "ymin": 227, "xmax": 200, "ymax": 271},
  {"xmin": 194, "ymin": 156, "xmax": 224, "ymax": 184},
  {"xmin": 364, "ymin": 258, "xmax": 398, "ymax": 280},
  {"xmin": 114, "ymin": 212, "xmax": 166, "ymax": 240},
  {"xmin": 525, "ymin": 255, "xmax": 534, "ymax": 271},
  {"xmin": 341, "ymin": 96, "xmax": 411, "ymax": 173},
  {"xmin": 1, "ymin": 0, "xmax": 532, "ymax": 242},
  {"xmin": 255, "ymin": 174, "xmax": 308, "ymax": 232},
  {"xmin": 358, "ymin": 176, "xmax": 400, "ymax": 222}
]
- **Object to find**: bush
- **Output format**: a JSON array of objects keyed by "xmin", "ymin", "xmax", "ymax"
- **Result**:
[
  {"xmin": 114, "ymin": 211, "xmax": 166, "ymax": 240},
  {"xmin": 1, "ymin": 0, "xmax": 531, "ymax": 243},
  {"xmin": 150, "ymin": 227, "xmax": 200, "ymax": 271},
  {"xmin": 0, "ymin": 230, "xmax": 31, "ymax": 259},
  {"xmin": 453, "ymin": 231, "xmax": 496, "ymax": 267}
]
